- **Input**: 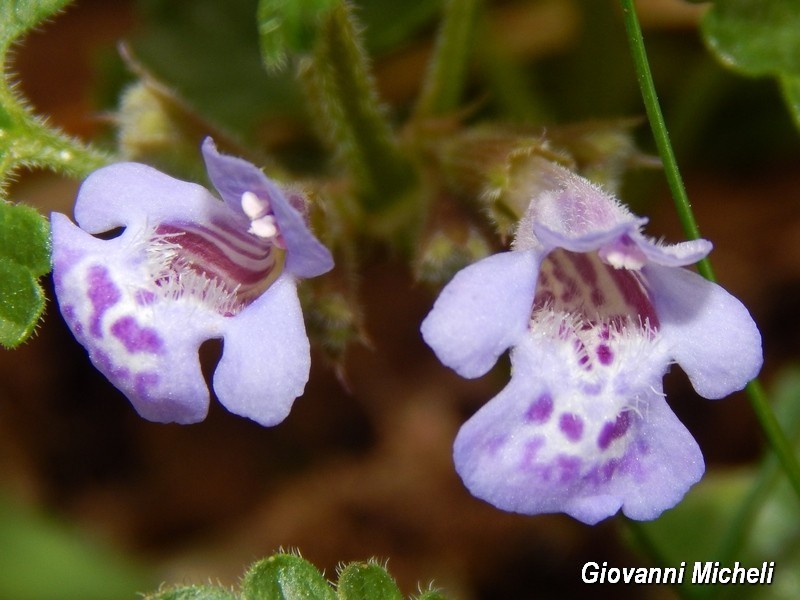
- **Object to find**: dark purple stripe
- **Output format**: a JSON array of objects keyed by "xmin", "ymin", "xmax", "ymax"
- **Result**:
[
  {"xmin": 155, "ymin": 225, "xmax": 273, "ymax": 286},
  {"xmin": 605, "ymin": 267, "xmax": 659, "ymax": 326}
]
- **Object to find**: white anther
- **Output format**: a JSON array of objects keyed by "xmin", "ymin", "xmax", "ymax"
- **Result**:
[
  {"xmin": 248, "ymin": 215, "xmax": 278, "ymax": 239},
  {"xmin": 602, "ymin": 250, "xmax": 646, "ymax": 270},
  {"xmin": 241, "ymin": 191, "xmax": 266, "ymax": 220}
]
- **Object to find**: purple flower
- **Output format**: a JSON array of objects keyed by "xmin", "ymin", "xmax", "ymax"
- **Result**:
[
  {"xmin": 421, "ymin": 162, "xmax": 762, "ymax": 524},
  {"xmin": 51, "ymin": 138, "xmax": 333, "ymax": 425}
]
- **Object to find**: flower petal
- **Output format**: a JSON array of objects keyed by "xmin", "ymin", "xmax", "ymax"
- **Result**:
[
  {"xmin": 453, "ymin": 335, "xmax": 704, "ymax": 524},
  {"xmin": 201, "ymin": 138, "xmax": 333, "ymax": 279},
  {"xmin": 213, "ymin": 275, "xmax": 310, "ymax": 426},
  {"xmin": 533, "ymin": 218, "xmax": 644, "ymax": 253},
  {"xmin": 604, "ymin": 394, "xmax": 705, "ymax": 521},
  {"xmin": 643, "ymin": 264, "xmax": 763, "ymax": 399},
  {"xmin": 516, "ymin": 164, "xmax": 638, "ymax": 249},
  {"xmin": 51, "ymin": 213, "xmax": 219, "ymax": 424},
  {"xmin": 421, "ymin": 250, "xmax": 542, "ymax": 378},
  {"xmin": 635, "ymin": 235, "xmax": 713, "ymax": 267},
  {"xmin": 73, "ymin": 162, "xmax": 232, "ymax": 236}
]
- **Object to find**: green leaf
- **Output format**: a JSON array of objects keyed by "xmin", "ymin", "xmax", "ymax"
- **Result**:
[
  {"xmin": 130, "ymin": 0, "xmax": 437, "ymax": 144},
  {"xmin": 0, "ymin": 201, "xmax": 49, "ymax": 275},
  {"xmin": 0, "ymin": 0, "xmax": 110, "ymax": 182},
  {"xmin": 703, "ymin": 0, "xmax": 800, "ymax": 77},
  {"xmin": 0, "ymin": 0, "xmax": 73, "ymax": 50},
  {"xmin": 143, "ymin": 585, "xmax": 238, "ymax": 600},
  {"xmin": 0, "ymin": 257, "xmax": 45, "ymax": 346},
  {"xmin": 0, "ymin": 201, "xmax": 50, "ymax": 347},
  {"xmin": 241, "ymin": 553, "xmax": 335, "ymax": 600},
  {"xmin": 336, "ymin": 562, "xmax": 402, "ymax": 600},
  {"xmin": 130, "ymin": 0, "xmax": 304, "ymax": 140},
  {"xmin": 415, "ymin": 592, "xmax": 448, "ymax": 600},
  {"xmin": 702, "ymin": 0, "xmax": 800, "ymax": 126}
]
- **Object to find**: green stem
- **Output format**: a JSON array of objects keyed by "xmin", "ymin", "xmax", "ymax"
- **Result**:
[
  {"xmin": 618, "ymin": 0, "xmax": 712, "ymax": 281},
  {"xmin": 618, "ymin": 0, "xmax": 800, "ymax": 502},
  {"xmin": 309, "ymin": 2, "xmax": 414, "ymax": 215},
  {"xmin": 414, "ymin": 0, "xmax": 481, "ymax": 119}
]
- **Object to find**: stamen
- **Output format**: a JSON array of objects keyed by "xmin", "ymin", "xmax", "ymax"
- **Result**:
[
  {"xmin": 241, "ymin": 191, "xmax": 266, "ymax": 220},
  {"xmin": 249, "ymin": 215, "xmax": 278, "ymax": 239},
  {"xmin": 598, "ymin": 236, "xmax": 647, "ymax": 270},
  {"xmin": 241, "ymin": 190, "xmax": 283, "ymax": 243}
]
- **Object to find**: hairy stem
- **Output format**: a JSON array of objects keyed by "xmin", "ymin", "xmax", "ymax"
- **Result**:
[{"xmin": 414, "ymin": 0, "xmax": 481, "ymax": 119}]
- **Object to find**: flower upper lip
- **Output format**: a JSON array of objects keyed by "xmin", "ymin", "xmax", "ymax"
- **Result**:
[{"xmin": 201, "ymin": 137, "xmax": 333, "ymax": 279}]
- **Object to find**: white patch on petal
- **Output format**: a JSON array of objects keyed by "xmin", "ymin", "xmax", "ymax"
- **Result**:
[{"xmin": 509, "ymin": 308, "xmax": 668, "ymax": 471}]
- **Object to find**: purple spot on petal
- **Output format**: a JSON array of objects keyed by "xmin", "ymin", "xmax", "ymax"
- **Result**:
[
  {"xmin": 581, "ymin": 382, "xmax": 602, "ymax": 396},
  {"xmin": 93, "ymin": 349, "xmax": 113, "ymax": 373},
  {"xmin": 61, "ymin": 304, "xmax": 84, "ymax": 335},
  {"xmin": 92, "ymin": 350, "xmax": 130, "ymax": 381},
  {"xmin": 555, "ymin": 454, "xmax": 582, "ymax": 483},
  {"xmin": 603, "ymin": 458, "xmax": 619, "ymax": 479},
  {"xmin": 597, "ymin": 344, "xmax": 613, "ymax": 365},
  {"xmin": 520, "ymin": 436, "xmax": 545, "ymax": 470},
  {"xmin": 134, "ymin": 372, "xmax": 159, "ymax": 401},
  {"xmin": 482, "ymin": 434, "xmax": 507, "ymax": 456},
  {"xmin": 524, "ymin": 393, "xmax": 553, "ymax": 423},
  {"xmin": 597, "ymin": 411, "xmax": 632, "ymax": 450},
  {"xmin": 87, "ymin": 265, "xmax": 121, "ymax": 338},
  {"xmin": 110, "ymin": 316, "xmax": 164, "ymax": 354},
  {"xmin": 587, "ymin": 458, "xmax": 620, "ymax": 484},
  {"xmin": 559, "ymin": 413, "xmax": 584, "ymax": 442}
]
